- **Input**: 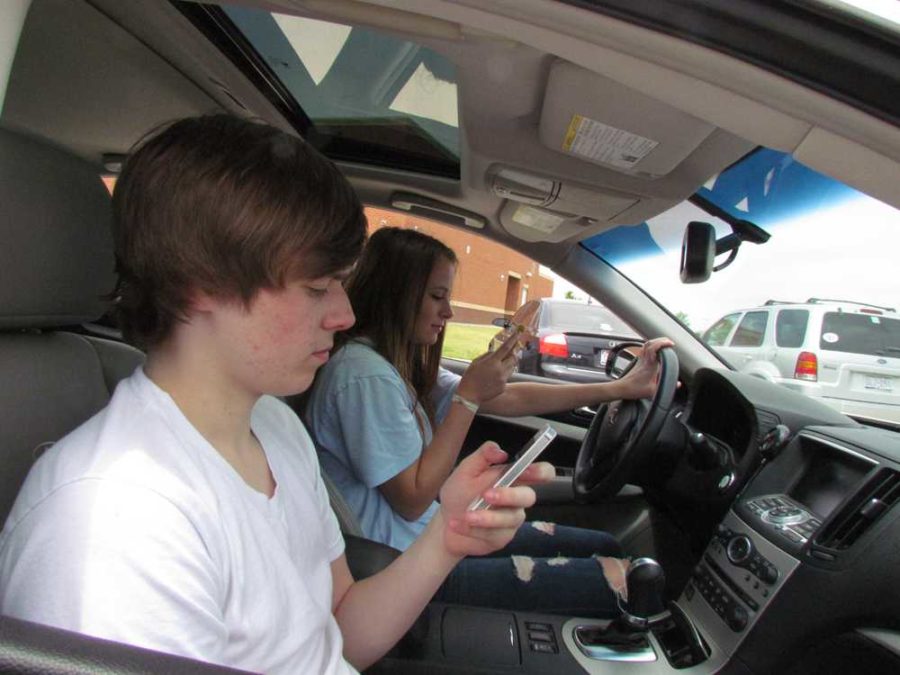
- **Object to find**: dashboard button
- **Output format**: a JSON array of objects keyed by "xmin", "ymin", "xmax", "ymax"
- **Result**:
[
  {"xmin": 530, "ymin": 642, "xmax": 558, "ymax": 654},
  {"xmin": 727, "ymin": 535, "xmax": 754, "ymax": 564},
  {"xmin": 810, "ymin": 550, "xmax": 836, "ymax": 562},
  {"xmin": 782, "ymin": 530, "xmax": 803, "ymax": 543},
  {"xmin": 529, "ymin": 630, "xmax": 553, "ymax": 643},
  {"xmin": 726, "ymin": 604, "xmax": 749, "ymax": 632}
]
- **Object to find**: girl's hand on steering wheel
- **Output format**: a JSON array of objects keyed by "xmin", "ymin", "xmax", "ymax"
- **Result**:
[{"xmin": 618, "ymin": 337, "xmax": 675, "ymax": 400}]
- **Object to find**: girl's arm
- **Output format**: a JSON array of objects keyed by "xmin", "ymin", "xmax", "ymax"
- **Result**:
[
  {"xmin": 378, "ymin": 333, "xmax": 521, "ymax": 521},
  {"xmin": 478, "ymin": 337, "xmax": 674, "ymax": 417}
]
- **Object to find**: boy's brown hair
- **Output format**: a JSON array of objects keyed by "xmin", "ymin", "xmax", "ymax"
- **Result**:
[{"xmin": 112, "ymin": 114, "xmax": 366, "ymax": 348}]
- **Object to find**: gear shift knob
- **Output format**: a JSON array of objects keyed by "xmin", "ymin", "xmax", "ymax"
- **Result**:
[{"xmin": 621, "ymin": 557, "xmax": 668, "ymax": 629}]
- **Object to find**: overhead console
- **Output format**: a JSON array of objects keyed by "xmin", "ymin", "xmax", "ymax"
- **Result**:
[{"xmin": 490, "ymin": 167, "xmax": 639, "ymax": 241}]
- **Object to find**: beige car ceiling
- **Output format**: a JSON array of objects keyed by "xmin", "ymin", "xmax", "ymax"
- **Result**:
[{"xmin": 3, "ymin": 0, "xmax": 898, "ymax": 252}]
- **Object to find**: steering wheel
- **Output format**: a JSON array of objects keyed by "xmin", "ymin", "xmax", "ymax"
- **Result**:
[{"xmin": 574, "ymin": 347, "xmax": 679, "ymax": 502}]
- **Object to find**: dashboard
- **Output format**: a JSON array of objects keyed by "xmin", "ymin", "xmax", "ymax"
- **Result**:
[
  {"xmin": 378, "ymin": 365, "xmax": 900, "ymax": 674},
  {"xmin": 674, "ymin": 369, "xmax": 900, "ymax": 673}
]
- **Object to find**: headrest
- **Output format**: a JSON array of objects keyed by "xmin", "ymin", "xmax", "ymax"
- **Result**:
[{"xmin": 0, "ymin": 126, "xmax": 116, "ymax": 329}]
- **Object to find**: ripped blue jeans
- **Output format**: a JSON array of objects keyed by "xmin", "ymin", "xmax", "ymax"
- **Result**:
[{"xmin": 433, "ymin": 521, "xmax": 627, "ymax": 618}]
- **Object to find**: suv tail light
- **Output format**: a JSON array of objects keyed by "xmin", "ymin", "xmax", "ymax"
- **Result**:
[
  {"xmin": 794, "ymin": 351, "xmax": 818, "ymax": 381},
  {"xmin": 539, "ymin": 333, "xmax": 568, "ymax": 358}
]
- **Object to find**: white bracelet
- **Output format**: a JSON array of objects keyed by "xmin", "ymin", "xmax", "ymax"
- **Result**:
[{"xmin": 452, "ymin": 393, "xmax": 479, "ymax": 414}]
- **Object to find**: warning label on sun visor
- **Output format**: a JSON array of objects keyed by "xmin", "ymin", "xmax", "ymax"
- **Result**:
[{"xmin": 562, "ymin": 115, "xmax": 658, "ymax": 169}]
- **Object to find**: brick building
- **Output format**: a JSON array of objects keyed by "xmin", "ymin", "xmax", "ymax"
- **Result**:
[{"xmin": 365, "ymin": 207, "xmax": 554, "ymax": 324}]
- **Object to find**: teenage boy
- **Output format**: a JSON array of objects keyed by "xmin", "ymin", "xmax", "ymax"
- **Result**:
[{"xmin": 0, "ymin": 115, "xmax": 549, "ymax": 674}]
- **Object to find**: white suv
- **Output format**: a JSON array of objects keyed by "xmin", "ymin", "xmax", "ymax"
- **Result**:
[{"xmin": 703, "ymin": 299, "xmax": 900, "ymax": 424}]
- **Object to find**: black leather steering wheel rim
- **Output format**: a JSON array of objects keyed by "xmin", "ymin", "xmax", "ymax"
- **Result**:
[{"xmin": 573, "ymin": 347, "xmax": 679, "ymax": 503}]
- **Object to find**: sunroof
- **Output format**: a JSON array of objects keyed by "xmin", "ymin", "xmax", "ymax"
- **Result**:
[{"xmin": 223, "ymin": 5, "xmax": 461, "ymax": 178}]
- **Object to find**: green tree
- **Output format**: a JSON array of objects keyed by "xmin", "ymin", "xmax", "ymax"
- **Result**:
[{"xmin": 564, "ymin": 290, "xmax": 576, "ymax": 299}]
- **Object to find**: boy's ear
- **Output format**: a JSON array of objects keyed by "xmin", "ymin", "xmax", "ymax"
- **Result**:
[
  {"xmin": 188, "ymin": 289, "xmax": 219, "ymax": 314},
  {"xmin": 189, "ymin": 289, "xmax": 248, "ymax": 315}
]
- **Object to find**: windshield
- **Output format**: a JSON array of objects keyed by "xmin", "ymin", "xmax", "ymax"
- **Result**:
[{"xmin": 583, "ymin": 148, "xmax": 900, "ymax": 426}]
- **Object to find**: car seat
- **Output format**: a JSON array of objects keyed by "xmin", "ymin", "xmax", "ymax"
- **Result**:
[
  {"xmin": 0, "ymin": 125, "xmax": 400, "ymax": 672},
  {"xmin": 0, "ymin": 125, "xmax": 254, "ymax": 673}
]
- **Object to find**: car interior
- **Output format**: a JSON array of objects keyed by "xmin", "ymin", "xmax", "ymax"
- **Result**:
[{"xmin": 1, "ymin": 0, "xmax": 899, "ymax": 674}]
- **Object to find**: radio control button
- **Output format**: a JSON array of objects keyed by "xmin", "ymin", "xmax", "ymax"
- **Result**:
[
  {"xmin": 726, "ymin": 604, "xmax": 749, "ymax": 632},
  {"xmin": 727, "ymin": 535, "xmax": 753, "ymax": 564}
]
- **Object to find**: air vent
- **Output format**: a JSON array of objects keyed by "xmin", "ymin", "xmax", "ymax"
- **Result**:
[
  {"xmin": 815, "ymin": 469, "xmax": 900, "ymax": 551},
  {"xmin": 756, "ymin": 410, "xmax": 780, "ymax": 439}
]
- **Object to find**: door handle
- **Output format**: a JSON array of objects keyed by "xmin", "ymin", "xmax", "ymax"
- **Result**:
[{"xmin": 574, "ymin": 406, "xmax": 597, "ymax": 419}]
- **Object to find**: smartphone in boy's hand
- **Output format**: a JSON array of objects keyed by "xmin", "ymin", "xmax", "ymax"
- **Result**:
[{"xmin": 467, "ymin": 424, "xmax": 557, "ymax": 511}]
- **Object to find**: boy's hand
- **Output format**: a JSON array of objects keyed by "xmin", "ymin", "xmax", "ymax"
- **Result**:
[
  {"xmin": 437, "ymin": 442, "xmax": 554, "ymax": 558},
  {"xmin": 617, "ymin": 337, "xmax": 675, "ymax": 400}
]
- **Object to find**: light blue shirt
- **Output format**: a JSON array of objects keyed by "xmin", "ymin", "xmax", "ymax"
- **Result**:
[{"xmin": 305, "ymin": 340, "xmax": 460, "ymax": 550}]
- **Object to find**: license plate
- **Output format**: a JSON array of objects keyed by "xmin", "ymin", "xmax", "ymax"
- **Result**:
[{"xmin": 865, "ymin": 376, "xmax": 893, "ymax": 392}]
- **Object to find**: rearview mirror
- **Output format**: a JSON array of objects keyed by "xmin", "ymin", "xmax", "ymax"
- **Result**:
[
  {"xmin": 680, "ymin": 218, "xmax": 771, "ymax": 283},
  {"xmin": 680, "ymin": 221, "xmax": 715, "ymax": 283}
]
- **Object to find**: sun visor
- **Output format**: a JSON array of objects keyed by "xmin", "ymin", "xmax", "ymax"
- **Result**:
[{"xmin": 539, "ymin": 60, "xmax": 715, "ymax": 178}]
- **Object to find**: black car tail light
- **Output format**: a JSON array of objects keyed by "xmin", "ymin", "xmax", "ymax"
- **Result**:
[{"xmin": 539, "ymin": 333, "xmax": 568, "ymax": 357}]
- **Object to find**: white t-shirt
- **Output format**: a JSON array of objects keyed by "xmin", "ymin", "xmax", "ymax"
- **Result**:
[{"xmin": 0, "ymin": 368, "xmax": 356, "ymax": 675}]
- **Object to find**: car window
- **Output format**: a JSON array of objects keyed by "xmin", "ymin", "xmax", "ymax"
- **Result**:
[
  {"xmin": 819, "ymin": 312, "xmax": 900, "ymax": 357},
  {"xmin": 703, "ymin": 313, "xmax": 741, "ymax": 346},
  {"xmin": 730, "ymin": 311, "xmax": 769, "ymax": 347},
  {"xmin": 775, "ymin": 309, "xmax": 809, "ymax": 348}
]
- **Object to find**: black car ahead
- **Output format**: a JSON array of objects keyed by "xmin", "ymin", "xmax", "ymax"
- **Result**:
[{"xmin": 490, "ymin": 298, "xmax": 642, "ymax": 383}]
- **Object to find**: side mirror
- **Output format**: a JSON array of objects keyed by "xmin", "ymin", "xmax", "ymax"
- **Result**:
[
  {"xmin": 491, "ymin": 317, "xmax": 510, "ymax": 328},
  {"xmin": 605, "ymin": 341, "xmax": 644, "ymax": 379}
]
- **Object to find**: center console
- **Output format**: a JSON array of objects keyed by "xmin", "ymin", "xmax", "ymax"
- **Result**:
[{"xmin": 374, "ymin": 429, "xmax": 891, "ymax": 675}]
